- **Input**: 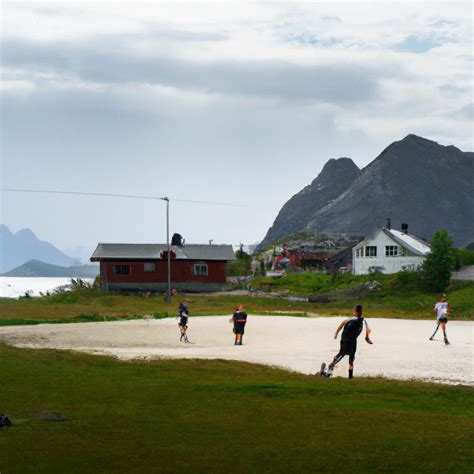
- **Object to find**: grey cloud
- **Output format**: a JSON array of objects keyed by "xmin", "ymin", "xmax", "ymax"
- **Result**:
[
  {"xmin": 139, "ymin": 28, "xmax": 229, "ymax": 42},
  {"xmin": 321, "ymin": 16, "xmax": 342, "ymax": 23},
  {"xmin": 450, "ymin": 103, "xmax": 472, "ymax": 120},
  {"xmin": 2, "ymin": 38, "xmax": 380, "ymax": 103}
]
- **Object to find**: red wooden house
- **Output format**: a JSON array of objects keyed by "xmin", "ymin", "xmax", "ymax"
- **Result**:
[{"xmin": 90, "ymin": 243, "xmax": 236, "ymax": 292}]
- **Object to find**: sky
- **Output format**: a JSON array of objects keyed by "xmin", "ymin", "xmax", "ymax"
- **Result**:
[{"xmin": 1, "ymin": 1, "xmax": 472, "ymax": 261}]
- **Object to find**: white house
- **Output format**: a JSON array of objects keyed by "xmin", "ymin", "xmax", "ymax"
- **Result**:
[{"xmin": 352, "ymin": 224, "xmax": 431, "ymax": 275}]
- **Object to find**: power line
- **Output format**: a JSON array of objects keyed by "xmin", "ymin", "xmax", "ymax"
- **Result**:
[{"xmin": 0, "ymin": 188, "xmax": 246, "ymax": 207}]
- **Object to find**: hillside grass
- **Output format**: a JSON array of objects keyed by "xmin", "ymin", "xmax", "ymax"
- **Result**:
[
  {"xmin": 456, "ymin": 248, "xmax": 474, "ymax": 266},
  {"xmin": 1, "ymin": 343, "xmax": 473, "ymax": 473},
  {"xmin": 250, "ymin": 272, "xmax": 474, "ymax": 319}
]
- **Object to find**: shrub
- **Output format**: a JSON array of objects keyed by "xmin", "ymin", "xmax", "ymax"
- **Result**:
[{"xmin": 422, "ymin": 229, "xmax": 454, "ymax": 292}]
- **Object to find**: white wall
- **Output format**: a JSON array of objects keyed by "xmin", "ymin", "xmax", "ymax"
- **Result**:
[{"xmin": 352, "ymin": 230, "xmax": 425, "ymax": 275}]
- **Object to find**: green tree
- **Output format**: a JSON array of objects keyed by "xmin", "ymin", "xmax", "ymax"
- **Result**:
[
  {"xmin": 228, "ymin": 248, "xmax": 252, "ymax": 276},
  {"xmin": 422, "ymin": 229, "xmax": 454, "ymax": 291}
]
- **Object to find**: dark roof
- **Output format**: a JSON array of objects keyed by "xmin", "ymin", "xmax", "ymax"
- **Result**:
[{"xmin": 90, "ymin": 243, "xmax": 236, "ymax": 261}]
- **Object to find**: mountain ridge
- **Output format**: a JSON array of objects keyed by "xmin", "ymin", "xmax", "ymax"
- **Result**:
[
  {"xmin": 260, "ymin": 135, "xmax": 474, "ymax": 248},
  {"xmin": 0, "ymin": 225, "xmax": 79, "ymax": 273},
  {"xmin": 1, "ymin": 259, "xmax": 99, "ymax": 278},
  {"xmin": 260, "ymin": 157, "xmax": 361, "ymax": 247}
]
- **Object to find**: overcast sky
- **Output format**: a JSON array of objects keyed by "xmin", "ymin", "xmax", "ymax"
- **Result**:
[{"xmin": 1, "ymin": 1, "xmax": 472, "ymax": 260}]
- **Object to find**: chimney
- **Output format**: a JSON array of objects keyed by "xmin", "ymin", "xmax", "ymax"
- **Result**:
[
  {"xmin": 401, "ymin": 223, "xmax": 408, "ymax": 233},
  {"xmin": 386, "ymin": 218, "xmax": 391, "ymax": 230}
]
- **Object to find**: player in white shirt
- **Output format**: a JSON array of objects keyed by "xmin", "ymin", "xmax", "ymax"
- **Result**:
[{"xmin": 429, "ymin": 294, "xmax": 452, "ymax": 345}]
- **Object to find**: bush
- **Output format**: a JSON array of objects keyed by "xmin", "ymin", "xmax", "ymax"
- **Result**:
[
  {"xmin": 228, "ymin": 249, "xmax": 252, "ymax": 276},
  {"xmin": 422, "ymin": 229, "xmax": 454, "ymax": 292}
]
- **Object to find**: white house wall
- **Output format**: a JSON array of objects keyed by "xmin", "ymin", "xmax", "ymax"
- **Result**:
[{"xmin": 353, "ymin": 230, "xmax": 425, "ymax": 275}]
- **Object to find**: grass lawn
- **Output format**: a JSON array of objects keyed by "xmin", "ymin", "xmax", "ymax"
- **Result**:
[
  {"xmin": 0, "ymin": 292, "xmax": 315, "ymax": 325},
  {"xmin": 1, "ymin": 278, "xmax": 473, "ymax": 325},
  {"xmin": 1, "ymin": 344, "xmax": 473, "ymax": 473}
]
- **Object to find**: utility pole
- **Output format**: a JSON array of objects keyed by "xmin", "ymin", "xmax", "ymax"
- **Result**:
[{"xmin": 162, "ymin": 197, "xmax": 172, "ymax": 303}]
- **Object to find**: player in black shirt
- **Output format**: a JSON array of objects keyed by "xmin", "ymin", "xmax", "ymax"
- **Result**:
[
  {"xmin": 320, "ymin": 304, "xmax": 373, "ymax": 379},
  {"xmin": 230, "ymin": 305, "xmax": 248, "ymax": 345},
  {"xmin": 178, "ymin": 301, "xmax": 190, "ymax": 343}
]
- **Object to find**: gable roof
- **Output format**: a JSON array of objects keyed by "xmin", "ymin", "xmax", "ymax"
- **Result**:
[
  {"xmin": 382, "ymin": 229, "xmax": 431, "ymax": 256},
  {"xmin": 353, "ymin": 227, "xmax": 430, "ymax": 256},
  {"xmin": 90, "ymin": 243, "xmax": 236, "ymax": 261}
]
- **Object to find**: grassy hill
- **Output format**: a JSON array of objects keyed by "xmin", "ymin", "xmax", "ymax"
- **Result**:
[
  {"xmin": 0, "ymin": 271, "xmax": 473, "ymax": 324},
  {"xmin": 1, "ymin": 344, "xmax": 473, "ymax": 473}
]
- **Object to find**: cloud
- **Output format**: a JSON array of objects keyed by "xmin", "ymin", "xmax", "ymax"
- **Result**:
[
  {"xmin": 1, "ymin": 2, "xmax": 472, "ymax": 250},
  {"xmin": 2, "ymin": 38, "xmax": 381, "ymax": 103}
]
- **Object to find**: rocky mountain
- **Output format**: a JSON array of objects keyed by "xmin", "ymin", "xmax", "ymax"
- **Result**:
[
  {"xmin": 2, "ymin": 259, "xmax": 99, "ymax": 278},
  {"xmin": 261, "ymin": 135, "xmax": 474, "ymax": 248},
  {"xmin": 260, "ymin": 158, "xmax": 361, "ymax": 247},
  {"xmin": 0, "ymin": 225, "xmax": 78, "ymax": 273}
]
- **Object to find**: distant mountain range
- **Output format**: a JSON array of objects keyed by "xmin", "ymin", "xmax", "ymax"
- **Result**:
[
  {"xmin": 260, "ymin": 135, "xmax": 474, "ymax": 249},
  {"xmin": 0, "ymin": 225, "xmax": 79, "ymax": 273},
  {"xmin": 2, "ymin": 259, "xmax": 99, "ymax": 278}
]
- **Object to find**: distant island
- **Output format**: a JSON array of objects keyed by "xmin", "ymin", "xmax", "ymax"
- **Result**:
[
  {"xmin": 0, "ymin": 224, "xmax": 81, "ymax": 273},
  {"xmin": 1, "ymin": 259, "xmax": 99, "ymax": 278}
]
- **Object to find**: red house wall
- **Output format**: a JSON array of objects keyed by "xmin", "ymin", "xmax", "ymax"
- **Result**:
[{"xmin": 102, "ymin": 260, "xmax": 228, "ymax": 284}]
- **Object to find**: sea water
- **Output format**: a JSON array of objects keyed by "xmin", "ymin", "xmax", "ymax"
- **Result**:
[{"xmin": 0, "ymin": 277, "xmax": 94, "ymax": 298}]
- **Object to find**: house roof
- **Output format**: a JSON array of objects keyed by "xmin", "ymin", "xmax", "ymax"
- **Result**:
[
  {"xmin": 90, "ymin": 243, "xmax": 236, "ymax": 261},
  {"xmin": 354, "ymin": 227, "xmax": 430, "ymax": 256},
  {"xmin": 382, "ymin": 229, "xmax": 431, "ymax": 256}
]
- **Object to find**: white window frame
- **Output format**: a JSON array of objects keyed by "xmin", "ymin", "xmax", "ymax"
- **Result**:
[
  {"xmin": 365, "ymin": 246, "xmax": 377, "ymax": 258},
  {"xmin": 385, "ymin": 245, "xmax": 398, "ymax": 257},
  {"xmin": 193, "ymin": 263, "xmax": 208, "ymax": 277},
  {"xmin": 144, "ymin": 262, "xmax": 155, "ymax": 272}
]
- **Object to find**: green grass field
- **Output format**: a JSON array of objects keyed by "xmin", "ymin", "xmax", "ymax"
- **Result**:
[
  {"xmin": 1, "ymin": 275, "xmax": 473, "ymax": 325},
  {"xmin": 1, "ymin": 343, "xmax": 473, "ymax": 473}
]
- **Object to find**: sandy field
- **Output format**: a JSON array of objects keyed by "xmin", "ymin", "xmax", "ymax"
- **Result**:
[{"xmin": 0, "ymin": 316, "xmax": 472, "ymax": 385}]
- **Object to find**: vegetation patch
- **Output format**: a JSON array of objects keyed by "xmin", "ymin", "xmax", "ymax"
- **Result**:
[{"xmin": 1, "ymin": 344, "xmax": 472, "ymax": 473}]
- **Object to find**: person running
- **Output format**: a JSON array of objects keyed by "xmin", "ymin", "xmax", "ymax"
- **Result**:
[
  {"xmin": 320, "ymin": 304, "xmax": 373, "ymax": 379},
  {"xmin": 230, "ymin": 305, "xmax": 248, "ymax": 345},
  {"xmin": 430, "ymin": 294, "xmax": 452, "ymax": 345},
  {"xmin": 178, "ymin": 300, "xmax": 190, "ymax": 343}
]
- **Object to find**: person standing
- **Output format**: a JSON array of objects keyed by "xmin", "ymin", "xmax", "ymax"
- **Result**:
[
  {"xmin": 320, "ymin": 304, "xmax": 373, "ymax": 379},
  {"xmin": 430, "ymin": 294, "xmax": 452, "ymax": 345},
  {"xmin": 230, "ymin": 305, "xmax": 248, "ymax": 345},
  {"xmin": 178, "ymin": 300, "xmax": 190, "ymax": 343}
]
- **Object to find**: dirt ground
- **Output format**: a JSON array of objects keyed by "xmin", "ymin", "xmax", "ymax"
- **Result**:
[{"xmin": 0, "ymin": 315, "xmax": 472, "ymax": 385}]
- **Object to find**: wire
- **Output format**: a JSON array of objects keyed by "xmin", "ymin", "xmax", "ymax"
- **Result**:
[{"xmin": 0, "ymin": 188, "xmax": 246, "ymax": 207}]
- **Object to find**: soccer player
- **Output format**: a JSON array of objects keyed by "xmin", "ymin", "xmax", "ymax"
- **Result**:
[
  {"xmin": 230, "ymin": 305, "xmax": 248, "ymax": 345},
  {"xmin": 430, "ymin": 294, "xmax": 452, "ymax": 345},
  {"xmin": 178, "ymin": 300, "xmax": 190, "ymax": 343},
  {"xmin": 320, "ymin": 304, "xmax": 373, "ymax": 379}
]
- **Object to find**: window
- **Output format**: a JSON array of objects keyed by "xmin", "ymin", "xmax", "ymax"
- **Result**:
[
  {"xmin": 355, "ymin": 249, "xmax": 362, "ymax": 258},
  {"xmin": 194, "ymin": 263, "xmax": 208, "ymax": 276},
  {"xmin": 113, "ymin": 265, "xmax": 130, "ymax": 275},
  {"xmin": 365, "ymin": 246, "xmax": 377, "ymax": 257},
  {"xmin": 144, "ymin": 263, "xmax": 155, "ymax": 272},
  {"xmin": 385, "ymin": 245, "xmax": 398, "ymax": 257}
]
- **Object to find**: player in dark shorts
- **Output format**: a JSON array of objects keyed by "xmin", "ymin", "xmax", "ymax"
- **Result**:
[
  {"xmin": 320, "ymin": 304, "xmax": 373, "ymax": 379},
  {"xmin": 230, "ymin": 305, "xmax": 248, "ymax": 345},
  {"xmin": 178, "ymin": 301, "xmax": 190, "ymax": 343}
]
